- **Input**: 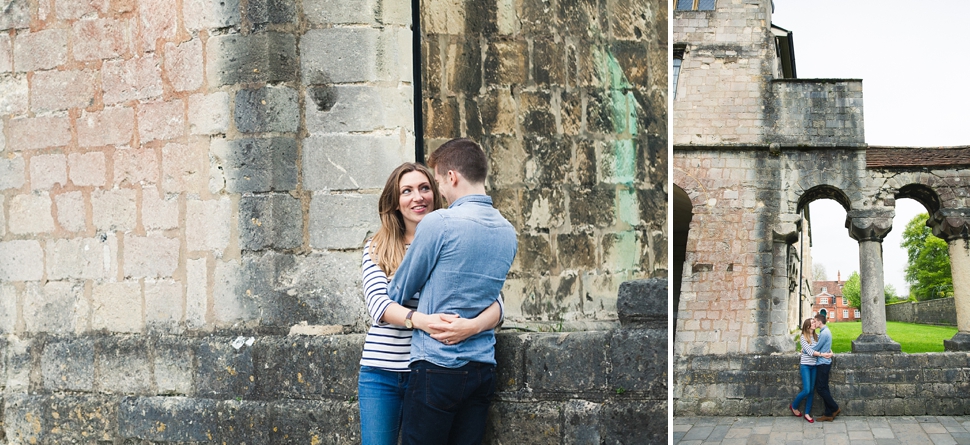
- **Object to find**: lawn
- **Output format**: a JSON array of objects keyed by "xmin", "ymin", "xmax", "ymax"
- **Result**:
[{"xmin": 826, "ymin": 321, "xmax": 957, "ymax": 353}]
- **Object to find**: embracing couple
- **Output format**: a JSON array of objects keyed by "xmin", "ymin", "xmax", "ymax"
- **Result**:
[
  {"xmin": 789, "ymin": 314, "xmax": 841, "ymax": 423},
  {"xmin": 357, "ymin": 138, "xmax": 518, "ymax": 445}
]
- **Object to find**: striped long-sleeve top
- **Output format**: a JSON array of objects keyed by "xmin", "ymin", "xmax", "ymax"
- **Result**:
[
  {"xmin": 799, "ymin": 334, "xmax": 818, "ymax": 366},
  {"xmin": 358, "ymin": 239, "xmax": 505, "ymax": 371}
]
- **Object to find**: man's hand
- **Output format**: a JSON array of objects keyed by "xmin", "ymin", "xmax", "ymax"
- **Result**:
[
  {"xmin": 821, "ymin": 352, "xmax": 833, "ymax": 359},
  {"xmin": 428, "ymin": 314, "xmax": 486, "ymax": 345}
]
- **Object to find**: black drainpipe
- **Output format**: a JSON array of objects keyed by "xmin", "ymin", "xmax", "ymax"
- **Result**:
[{"xmin": 411, "ymin": 0, "xmax": 425, "ymax": 163}]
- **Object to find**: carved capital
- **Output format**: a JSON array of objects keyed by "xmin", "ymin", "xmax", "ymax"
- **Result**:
[
  {"xmin": 928, "ymin": 209, "xmax": 970, "ymax": 242},
  {"xmin": 845, "ymin": 209, "xmax": 894, "ymax": 242},
  {"xmin": 772, "ymin": 214, "xmax": 802, "ymax": 244}
]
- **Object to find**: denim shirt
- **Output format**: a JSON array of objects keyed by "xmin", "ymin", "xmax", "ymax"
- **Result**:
[
  {"xmin": 387, "ymin": 194, "xmax": 517, "ymax": 368},
  {"xmin": 815, "ymin": 326, "xmax": 833, "ymax": 365}
]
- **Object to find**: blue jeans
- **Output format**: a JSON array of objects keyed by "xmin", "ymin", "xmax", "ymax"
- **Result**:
[
  {"xmin": 358, "ymin": 366, "xmax": 409, "ymax": 445},
  {"xmin": 815, "ymin": 363, "xmax": 839, "ymax": 416},
  {"xmin": 792, "ymin": 364, "xmax": 816, "ymax": 415},
  {"xmin": 401, "ymin": 360, "xmax": 496, "ymax": 445}
]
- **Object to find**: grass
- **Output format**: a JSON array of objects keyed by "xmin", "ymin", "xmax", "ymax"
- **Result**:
[{"xmin": 825, "ymin": 321, "xmax": 958, "ymax": 353}]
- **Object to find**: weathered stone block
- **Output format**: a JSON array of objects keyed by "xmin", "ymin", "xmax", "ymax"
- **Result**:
[
  {"xmin": 162, "ymin": 141, "xmax": 208, "ymax": 193},
  {"xmin": 514, "ymin": 233, "xmax": 556, "ymax": 275},
  {"xmin": 72, "ymin": 17, "xmax": 128, "ymax": 61},
  {"xmin": 196, "ymin": 337, "xmax": 256, "ymax": 398},
  {"xmin": 138, "ymin": 0, "xmax": 177, "ymax": 49},
  {"xmin": 304, "ymin": 0, "xmax": 379, "ymax": 25},
  {"xmin": 30, "ymin": 68, "xmax": 98, "ymax": 113},
  {"xmin": 485, "ymin": 401, "xmax": 562, "ymax": 445},
  {"xmin": 213, "ymin": 258, "xmax": 256, "ymax": 324},
  {"xmin": 29, "ymin": 153, "xmax": 67, "ymax": 190},
  {"xmin": 9, "ymin": 192, "xmax": 55, "ymax": 234},
  {"xmin": 301, "ymin": 28, "xmax": 382, "ymax": 84},
  {"xmin": 524, "ymin": 135, "xmax": 569, "ymax": 184},
  {"xmin": 309, "ymin": 193, "xmax": 380, "ymax": 250},
  {"xmin": 186, "ymin": 257, "xmax": 208, "ymax": 329},
  {"xmin": 444, "ymin": 37, "xmax": 482, "ymax": 94},
  {"xmin": 44, "ymin": 394, "xmax": 120, "ymax": 443},
  {"xmin": 253, "ymin": 335, "xmax": 362, "ymax": 399},
  {"xmin": 494, "ymin": 333, "xmax": 528, "ymax": 392},
  {"xmin": 92, "ymin": 282, "xmax": 144, "ymax": 333},
  {"xmin": 61, "ymin": 145, "xmax": 106, "ymax": 187},
  {"xmin": 617, "ymin": 278, "xmax": 668, "ymax": 325},
  {"xmin": 113, "ymin": 147, "xmax": 158, "ymax": 186},
  {"xmin": 0, "ymin": 195, "xmax": 4, "ymax": 237},
  {"xmin": 163, "ymin": 37, "xmax": 203, "ymax": 92},
  {"xmin": 610, "ymin": 328, "xmax": 667, "ymax": 398},
  {"xmin": 145, "ymin": 279, "xmax": 184, "ymax": 334},
  {"xmin": 207, "ymin": 33, "xmax": 297, "ymax": 86},
  {"xmin": 153, "ymin": 337, "xmax": 195, "ymax": 395},
  {"xmin": 142, "ymin": 186, "xmax": 178, "ymax": 230},
  {"xmin": 610, "ymin": 40, "xmax": 650, "ymax": 88},
  {"xmin": 118, "ymin": 396, "xmax": 219, "ymax": 442},
  {"xmin": 54, "ymin": 191, "xmax": 86, "ymax": 232},
  {"xmin": 96, "ymin": 336, "xmax": 151, "ymax": 394},
  {"xmin": 23, "ymin": 282, "xmax": 83, "ymax": 334},
  {"xmin": 56, "ymin": 0, "xmax": 98, "ymax": 20},
  {"xmin": 8, "ymin": 114, "xmax": 72, "ymax": 151},
  {"xmin": 78, "ymin": 105, "xmax": 134, "ymax": 148},
  {"xmin": 188, "ymin": 92, "xmax": 230, "ymax": 134},
  {"xmin": 102, "ymin": 54, "xmax": 164, "ymax": 104},
  {"xmin": 247, "ymin": 0, "xmax": 297, "ymax": 26},
  {"xmin": 239, "ymin": 194, "xmax": 303, "ymax": 251},
  {"xmin": 4, "ymin": 394, "xmax": 45, "ymax": 445},
  {"xmin": 0, "ymin": 74, "xmax": 27, "ymax": 115},
  {"xmin": 46, "ymin": 237, "xmax": 108, "ymax": 280},
  {"xmin": 183, "ymin": 0, "xmax": 241, "ymax": 31},
  {"xmin": 0, "ymin": 240, "xmax": 43, "ymax": 281},
  {"xmin": 306, "ymin": 85, "xmax": 411, "ymax": 134},
  {"xmin": 0, "ymin": 0, "xmax": 29, "ymax": 30},
  {"xmin": 562, "ymin": 399, "xmax": 604, "ymax": 445},
  {"xmin": 483, "ymin": 40, "xmax": 528, "ymax": 86},
  {"xmin": 569, "ymin": 187, "xmax": 616, "ymax": 228},
  {"xmin": 138, "ymin": 99, "xmax": 185, "ymax": 143},
  {"xmin": 600, "ymin": 400, "xmax": 667, "ymax": 444},
  {"xmin": 232, "ymin": 251, "xmax": 366, "ymax": 328},
  {"xmin": 42, "ymin": 337, "xmax": 96, "ymax": 391},
  {"xmin": 186, "ymin": 198, "xmax": 232, "ymax": 252},
  {"xmin": 211, "ymin": 137, "xmax": 298, "ymax": 193},
  {"xmin": 0, "ymin": 154, "xmax": 25, "ymax": 190},
  {"xmin": 302, "ymin": 134, "xmax": 407, "ymax": 191},
  {"xmin": 92, "ymin": 188, "xmax": 137, "ymax": 231},
  {"xmin": 533, "ymin": 38, "xmax": 566, "ymax": 86},
  {"xmin": 525, "ymin": 332, "xmax": 609, "ymax": 392},
  {"xmin": 13, "ymin": 28, "xmax": 68, "ymax": 72},
  {"xmin": 425, "ymin": 96, "xmax": 461, "ymax": 138},
  {"xmin": 556, "ymin": 232, "xmax": 597, "ymax": 269},
  {"xmin": 234, "ymin": 85, "xmax": 300, "ymax": 133}
]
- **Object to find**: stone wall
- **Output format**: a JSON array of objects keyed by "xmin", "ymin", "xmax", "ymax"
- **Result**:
[
  {"xmin": 770, "ymin": 79, "xmax": 865, "ymax": 146},
  {"xmin": 421, "ymin": 0, "xmax": 669, "ymax": 325},
  {"xmin": 0, "ymin": 279, "xmax": 667, "ymax": 443},
  {"xmin": 886, "ymin": 298, "xmax": 957, "ymax": 327},
  {"xmin": 675, "ymin": 353, "xmax": 970, "ymax": 416}
]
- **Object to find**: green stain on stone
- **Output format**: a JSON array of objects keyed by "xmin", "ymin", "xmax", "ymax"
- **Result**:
[{"xmin": 592, "ymin": 46, "xmax": 641, "ymax": 271}]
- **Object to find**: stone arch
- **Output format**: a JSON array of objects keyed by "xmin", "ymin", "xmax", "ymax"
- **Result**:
[
  {"xmin": 795, "ymin": 184, "xmax": 851, "ymax": 214},
  {"xmin": 673, "ymin": 167, "xmax": 711, "ymax": 209},
  {"xmin": 895, "ymin": 183, "xmax": 942, "ymax": 215},
  {"xmin": 672, "ymin": 184, "xmax": 693, "ymax": 341}
]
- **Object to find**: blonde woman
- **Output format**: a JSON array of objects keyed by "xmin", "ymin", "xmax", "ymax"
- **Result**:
[{"xmin": 358, "ymin": 162, "xmax": 503, "ymax": 445}]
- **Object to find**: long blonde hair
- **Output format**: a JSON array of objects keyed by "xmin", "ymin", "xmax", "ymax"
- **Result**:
[
  {"xmin": 800, "ymin": 318, "xmax": 818, "ymax": 343},
  {"xmin": 369, "ymin": 162, "xmax": 444, "ymax": 276}
]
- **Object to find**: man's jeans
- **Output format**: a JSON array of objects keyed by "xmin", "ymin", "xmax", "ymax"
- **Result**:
[
  {"xmin": 401, "ymin": 360, "xmax": 495, "ymax": 445},
  {"xmin": 815, "ymin": 363, "xmax": 839, "ymax": 416},
  {"xmin": 358, "ymin": 366, "xmax": 409, "ymax": 445}
]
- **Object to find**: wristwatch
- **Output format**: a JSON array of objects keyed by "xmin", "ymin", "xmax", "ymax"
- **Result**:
[{"xmin": 405, "ymin": 310, "xmax": 415, "ymax": 329}]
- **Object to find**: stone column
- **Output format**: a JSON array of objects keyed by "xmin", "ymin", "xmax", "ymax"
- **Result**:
[
  {"xmin": 846, "ymin": 210, "xmax": 901, "ymax": 353},
  {"xmin": 928, "ymin": 209, "xmax": 970, "ymax": 351}
]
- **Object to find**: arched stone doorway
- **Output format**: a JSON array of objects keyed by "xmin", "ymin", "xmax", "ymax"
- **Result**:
[{"xmin": 673, "ymin": 185, "xmax": 693, "ymax": 340}]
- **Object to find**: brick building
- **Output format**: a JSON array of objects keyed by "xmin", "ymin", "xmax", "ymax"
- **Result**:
[{"xmin": 812, "ymin": 273, "xmax": 860, "ymax": 322}]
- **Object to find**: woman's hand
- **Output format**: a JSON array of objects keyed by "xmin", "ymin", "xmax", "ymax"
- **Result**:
[
  {"xmin": 821, "ymin": 352, "xmax": 833, "ymax": 359},
  {"xmin": 428, "ymin": 314, "xmax": 486, "ymax": 345}
]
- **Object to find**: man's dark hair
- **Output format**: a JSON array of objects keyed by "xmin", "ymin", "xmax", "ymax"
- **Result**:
[
  {"xmin": 427, "ymin": 138, "xmax": 488, "ymax": 184},
  {"xmin": 814, "ymin": 313, "xmax": 827, "ymax": 325}
]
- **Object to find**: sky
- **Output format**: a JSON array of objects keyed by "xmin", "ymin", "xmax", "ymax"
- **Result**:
[{"xmin": 771, "ymin": 1, "xmax": 970, "ymax": 294}]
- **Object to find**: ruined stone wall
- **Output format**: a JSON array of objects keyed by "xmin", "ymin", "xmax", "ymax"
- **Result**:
[
  {"xmin": 672, "ymin": 0, "xmax": 774, "ymax": 146},
  {"xmin": 770, "ymin": 79, "xmax": 865, "ymax": 146},
  {"xmin": 886, "ymin": 298, "xmax": 957, "ymax": 327},
  {"xmin": 421, "ymin": 0, "xmax": 668, "ymax": 325},
  {"xmin": 675, "ymin": 353, "xmax": 970, "ymax": 416}
]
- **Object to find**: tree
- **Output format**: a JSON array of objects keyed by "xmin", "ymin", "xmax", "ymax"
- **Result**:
[
  {"xmin": 901, "ymin": 213, "xmax": 953, "ymax": 301},
  {"xmin": 842, "ymin": 271, "xmax": 861, "ymax": 309},
  {"xmin": 884, "ymin": 284, "xmax": 899, "ymax": 303},
  {"xmin": 812, "ymin": 263, "xmax": 827, "ymax": 282}
]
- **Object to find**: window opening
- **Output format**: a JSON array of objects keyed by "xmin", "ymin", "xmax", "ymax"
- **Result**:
[{"xmin": 676, "ymin": 0, "xmax": 715, "ymax": 11}]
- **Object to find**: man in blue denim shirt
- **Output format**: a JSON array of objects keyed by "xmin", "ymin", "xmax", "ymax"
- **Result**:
[
  {"xmin": 814, "ymin": 314, "xmax": 841, "ymax": 421},
  {"xmin": 387, "ymin": 138, "xmax": 517, "ymax": 445}
]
